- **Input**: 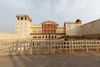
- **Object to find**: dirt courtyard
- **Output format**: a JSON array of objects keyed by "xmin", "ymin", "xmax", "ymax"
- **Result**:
[{"xmin": 0, "ymin": 53, "xmax": 100, "ymax": 67}]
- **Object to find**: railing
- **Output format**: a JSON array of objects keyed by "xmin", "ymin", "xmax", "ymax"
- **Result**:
[{"xmin": 0, "ymin": 40, "xmax": 100, "ymax": 55}]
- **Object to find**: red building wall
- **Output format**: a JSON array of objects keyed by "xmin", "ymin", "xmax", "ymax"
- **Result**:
[{"xmin": 41, "ymin": 21, "xmax": 59, "ymax": 33}]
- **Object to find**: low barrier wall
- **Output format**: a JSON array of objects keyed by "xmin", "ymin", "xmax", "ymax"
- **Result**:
[{"xmin": 0, "ymin": 40, "xmax": 100, "ymax": 55}]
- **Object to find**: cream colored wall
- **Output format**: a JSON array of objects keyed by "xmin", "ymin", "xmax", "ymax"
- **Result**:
[
  {"xmin": 65, "ymin": 23, "xmax": 82, "ymax": 36},
  {"xmin": 56, "ymin": 35, "xmax": 65, "ymax": 38},
  {"xmin": 15, "ymin": 17, "xmax": 32, "ymax": 38},
  {"xmin": 81, "ymin": 19, "xmax": 100, "ymax": 35},
  {"xmin": 30, "ymin": 24, "xmax": 42, "ymax": 33},
  {"xmin": 0, "ymin": 32, "xmax": 21, "ymax": 39},
  {"xmin": 31, "ymin": 24, "xmax": 42, "ymax": 27},
  {"xmin": 30, "ymin": 34, "xmax": 64, "ymax": 39},
  {"xmin": 56, "ymin": 26, "xmax": 65, "ymax": 33}
]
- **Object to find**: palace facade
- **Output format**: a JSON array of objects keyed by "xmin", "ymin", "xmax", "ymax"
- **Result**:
[
  {"xmin": 0, "ymin": 15, "xmax": 100, "ymax": 40},
  {"xmin": 15, "ymin": 15, "xmax": 82, "ymax": 40}
]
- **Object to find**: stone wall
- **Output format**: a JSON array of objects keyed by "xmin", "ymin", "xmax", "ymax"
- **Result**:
[
  {"xmin": 81, "ymin": 19, "xmax": 100, "ymax": 35},
  {"xmin": 0, "ymin": 32, "xmax": 21, "ymax": 40},
  {"xmin": 30, "ymin": 24, "xmax": 42, "ymax": 33},
  {"xmin": 0, "ymin": 40, "xmax": 100, "ymax": 56},
  {"xmin": 15, "ymin": 15, "xmax": 32, "ymax": 38},
  {"xmin": 56, "ymin": 26, "xmax": 65, "ymax": 33},
  {"xmin": 65, "ymin": 22, "xmax": 82, "ymax": 36}
]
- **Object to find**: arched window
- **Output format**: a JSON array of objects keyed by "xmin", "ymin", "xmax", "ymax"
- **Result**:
[
  {"xmin": 25, "ymin": 17, "xmax": 27, "ymax": 20},
  {"xmin": 18, "ymin": 17, "xmax": 19, "ymax": 20},
  {"xmin": 21, "ymin": 17, "xmax": 23, "ymax": 20},
  {"xmin": 55, "ymin": 36, "xmax": 56, "ymax": 38},
  {"xmin": 52, "ymin": 36, "xmax": 53, "ymax": 39},
  {"xmin": 46, "ymin": 36, "xmax": 47, "ymax": 39},
  {"xmin": 49, "ymin": 36, "xmax": 50, "ymax": 39},
  {"xmin": 43, "ymin": 36, "xmax": 44, "ymax": 38}
]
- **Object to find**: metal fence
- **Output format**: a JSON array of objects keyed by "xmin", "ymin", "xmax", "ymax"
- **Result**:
[{"xmin": 0, "ymin": 40, "xmax": 100, "ymax": 55}]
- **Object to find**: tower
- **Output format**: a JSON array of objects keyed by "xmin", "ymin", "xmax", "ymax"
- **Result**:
[{"xmin": 15, "ymin": 15, "xmax": 32, "ymax": 38}]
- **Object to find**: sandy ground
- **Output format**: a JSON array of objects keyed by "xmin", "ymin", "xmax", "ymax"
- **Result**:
[{"xmin": 0, "ymin": 53, "xmax": 100, "ymax": 67}]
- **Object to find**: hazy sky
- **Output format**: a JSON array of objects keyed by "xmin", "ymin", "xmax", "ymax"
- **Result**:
[{"xmin": 0, "ymin": 0, "xmax": 100, "ymax": 33}]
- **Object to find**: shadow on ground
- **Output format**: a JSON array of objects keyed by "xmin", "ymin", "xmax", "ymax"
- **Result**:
[{"xmin": 0, "ymin": 53, "xmax": 100, "ymax": 67}]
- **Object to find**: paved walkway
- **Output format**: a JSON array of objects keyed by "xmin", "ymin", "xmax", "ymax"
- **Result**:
[{"xmin": 0, "ymin": 53, "xmax": 100, "ymax": 67}]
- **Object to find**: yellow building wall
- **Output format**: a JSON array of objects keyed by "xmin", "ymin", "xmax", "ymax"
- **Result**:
[
  {"xmin": 15, "ymin": 17, "xmax": 32, "ymax": 38},
  {"xmin": 0, "ymin": 32, "xmax": 21, "ymax": 40},
  {"xmin": 30, "ymin": 24, "xmax": 42, "ymax": 33},
  {"xmin": 56, "ymin": 26, "xmax": 65, "ymax": 33}
]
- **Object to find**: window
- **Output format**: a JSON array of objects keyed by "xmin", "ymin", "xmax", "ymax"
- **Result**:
[
  {"xmin": 43, "ymin": 36, "xmax": 44, "ymax": 38},
  {"xmin": 49, "ymin": 36, "xmax": 50, "ymax": 39},
  {"xmin": 55, "ymin": 36, "xmax": 56, "ymax": 38},
  {"xmin": 33, "ymin": 36, "xmax": 37, "ymax": 38},
  {"xmin": 52, "ymin": 36, "xmax": 53, "ymax": 39},
  {"xmin": 38, "ymin": 36, "xmax": 41, "ymax": 38},
  {"xmin": 46, "ymin": 36, "xmax": 47, "ymax": 39},
  {"xmin": 18, "ymin": 17, "xmax": 19, "ymax": 20},
  {"xmin": 25, "ymin": 17, "xmax": 27, "ymax": 20},
  {"xmin": 21, "ymin": 17, "xmax": 23, "ymax": 20}
]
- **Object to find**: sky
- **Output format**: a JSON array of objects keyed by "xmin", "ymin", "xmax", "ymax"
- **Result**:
[{"xmin": 0, "ymin": 0, "xmax": 100, "ymax": 33}]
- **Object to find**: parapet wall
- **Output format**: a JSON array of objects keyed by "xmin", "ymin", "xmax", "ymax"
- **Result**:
[
  {"xmin": 0, "ymin": 40, "xmax": 100, "ymax": 56},
  {"xmin": 0, "ymin": 32, "xmax": 21, "ymax": 40}
]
